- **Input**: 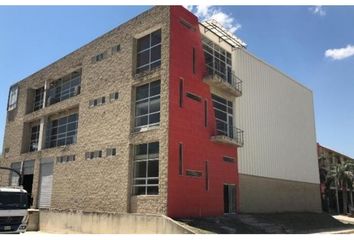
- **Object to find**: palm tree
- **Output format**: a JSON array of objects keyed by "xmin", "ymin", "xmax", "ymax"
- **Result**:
[{"xmin": 327, "ymin": 160, "xmax": 354, "ymax": 214}]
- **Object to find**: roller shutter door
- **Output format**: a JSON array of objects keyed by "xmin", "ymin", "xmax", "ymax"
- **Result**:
[{"xmin": 39, "ymin": 160, "xmax": 53, "ymax": 208}]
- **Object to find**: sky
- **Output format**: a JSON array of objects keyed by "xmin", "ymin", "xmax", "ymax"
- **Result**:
[{"xmin": 0, "ymin": 5, "xmax": 353, "ymax": 158}]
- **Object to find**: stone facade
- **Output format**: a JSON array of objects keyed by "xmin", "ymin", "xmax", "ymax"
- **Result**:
[{"xmin": 1, "ymin": 6, "xmax": 170, "ymax": 215}]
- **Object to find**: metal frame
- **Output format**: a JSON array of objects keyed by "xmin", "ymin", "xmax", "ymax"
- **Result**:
[{"xmin": 200, "ymin": 20, "xmax": 247, "ymax": 50}]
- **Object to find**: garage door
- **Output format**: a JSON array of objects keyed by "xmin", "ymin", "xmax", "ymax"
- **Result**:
[{"xmin": 39, "ymin": 159, "xmax": 54, "ymax": 209}]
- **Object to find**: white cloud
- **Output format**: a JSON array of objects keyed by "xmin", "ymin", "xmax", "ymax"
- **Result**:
[
  {"xmin": 182, "ymin": 5, "xmax": 194, "ymax": 12},
  {"xmin": 325, "ymin": 45, "xmax": 354, "ymax": 60},
  {"xmin": 185, "ymin": 5, "xmax": 241, "ymax": 34},
  {"xmin": 309, "ymin": 6, "xmax": 326, "ymax": 16}
]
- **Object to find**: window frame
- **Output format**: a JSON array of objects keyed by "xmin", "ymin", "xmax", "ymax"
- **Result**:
[
  {"xmin": 134, "ymin": 80, "xmax": 161, "ymax": 131},
  {"xmin": 136, "ymin": 29, "xmax": 162, "ymax": 73},
  {"xmin": 212, "ymin": 94, "xmax": 234, "ymax": 137},
  {"xmin": 132, "ymin": 142, "xmax": 159, "ymax": 196},
  {"xmin": 7, "ymin": 84, "xmax": 19, "ymax": 111},
  {"xmin": 202, "ymin": 36, "xmax": 232, "ymax": 83},
  {"xmin": 29, "ymin": 124, "xmax": 40, "ymax": 152},
  {"xmin": 46, "ymin": 70, "xmax": 81, "ymax": 106},
  {"xmin": 45, "ymin": 113, "xmax": 78, "ymax": 148},
  {"xmin": 33, "ymin": 87, "xmax": 44, "ymax": 112}
]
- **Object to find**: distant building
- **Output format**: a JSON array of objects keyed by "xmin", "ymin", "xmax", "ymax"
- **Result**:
[
  {"xmin": 0, "ymin": 6, "xmax": 320, "ymax": 217},
  {"xmin": 317, "ymin": 143, "xmax": 354, "ymax": 213}
]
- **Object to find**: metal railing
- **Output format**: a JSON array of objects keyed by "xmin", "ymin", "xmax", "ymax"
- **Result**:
[
  {"xmin": 205, "ymin": 61, "xmax": 242, "ymax": 94},
  {"xmin": 215, "ymin": 123, "xmax": 244, "ymax": 146}
]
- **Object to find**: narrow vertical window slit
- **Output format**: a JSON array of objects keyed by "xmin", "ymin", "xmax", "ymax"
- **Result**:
[
  {"xmin": 179, "ymin": 79, "xmax": 183, "ymax": 108},
  {"xmin": 204, "ymin": 100, "xmax": 208, "ymax": 127},
  {"xmin": 205, "ymin": 161, "xmax": 209, "ymax": 191},
  {"xmin": 178, "ymin": 143, "xmax": 183, "ymax": 175},
  {"xmin": 192, "ymin": 47, "xmax": 196, "ymax": 74}
]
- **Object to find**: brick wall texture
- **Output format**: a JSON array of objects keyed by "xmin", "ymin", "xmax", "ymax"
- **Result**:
[{"xmin": 1, "ymin": 6, "xmax": 170, "ymax": 215}]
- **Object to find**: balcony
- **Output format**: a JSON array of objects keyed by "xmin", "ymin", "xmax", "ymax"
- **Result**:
[
  {"xmin": 211, "ymin": 125, "xmax": 244, "ymax": 147},
  {"xmin": 204, "ymin": 61, "xmax": 242, "ymax": 97}
]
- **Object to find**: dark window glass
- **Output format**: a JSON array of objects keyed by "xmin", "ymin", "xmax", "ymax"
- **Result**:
[
  {"xmin": 136, "ymin": 29, "xmax": 161, "ymax": 73},
  {"xmin": 151, "ymin": 29, "xmax": 161, "ymax": 46},
  {"xmin": 45, "ymin": 113, "xmax": 78, "ymax": 148},
  {"xmin": 29, "ymin": 124, "xmax": 40, "ymax": 152},
  {"xmin": 179, "ymin": 79, "xmax": 183, "ymax": 108},
  {"xmin": 137, "ymin": 51, "xmax": 150, "ymax": 67},
  {"xmin": 137, "ymin": 35, "xmax": 150, "ymax": 52},
  {"xmin": 133, "ymin": 142, "xmax": 159, "ymax": 195},
  {"xmin": 150, "ymin": 45, "xmax": 161, "ymax": 62},
  {"xmin": 204, "ymin": 100, "xmax": 208, "ymax": 127},
  {"xmin": 192, "ymin": 47, "xmax": 196, "ymax": 74},
  {"xmin": 8, "ymin": 85, "xmax": 18, "ymax": 111},
  {"xmin": 178, "ymin": 143, "xmax": 183, "ymax": 175},
  {"xmin": 33, "ymin": 87, "xmax": 44, "ymax": 112},
  {"xmin": 135, "ymin": 81, "xmax": 160, "ymax": 131},
  {"xmin": 212, "ymin": 94, "xmax": 234, "ymax": 137},
  {"xmin": 202, "ymin": 36, "xmax": 232, "ymax": 82},
  {"xmin": 47, "ymin": 70, "xmax": 81, "ymax": 106}
]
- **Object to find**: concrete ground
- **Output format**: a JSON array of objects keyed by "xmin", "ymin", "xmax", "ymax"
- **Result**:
[{"xmin": 177, "ymin": 212, "xmax": 354, "ymax": 234}]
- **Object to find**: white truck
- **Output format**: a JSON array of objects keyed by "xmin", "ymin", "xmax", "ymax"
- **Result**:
[
  {"xmin": 0, "ymin": 161, "xmax": 31, "ymax": 235},
  {"xmin": 0, "ymin": 187, "xmax": 29, "ymax": 233}
]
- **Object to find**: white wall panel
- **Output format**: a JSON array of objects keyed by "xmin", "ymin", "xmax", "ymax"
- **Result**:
[{"xmin": 234, "ymin": 49, "xmax": 319, "ymax": 184}]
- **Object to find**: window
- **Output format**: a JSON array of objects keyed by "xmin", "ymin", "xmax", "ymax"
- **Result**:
[
  {"xmin": 205, "ymin": 161, "xmax": 209, "ymax": 191},
  {"xmin": 186, "ymin": 170, "xmax": 202, "ymax": 177},
  {"xmin": 223, "ymin": 156, "xmax": 235, "ymax": 163},
  {"xmin": 132, "ymin": 142, "xmax": 159, "ymax": 195},
  {"xmin": 45, "ymin": 113, "xmax": 78, "ymax": 148},
  {"xmin": 57, "ymin": 155, "xmax": 75, "ymax": 164},
  {"xmin": 33, "ymin": 87, "xmax": 44, "ymax": 111},
  {"xmin": 95, "ymin": 53, "xmax": 105, "ymax": 62},
  {"xmin": 135, "ymin": 80, "xmax": 160, "ymax": 131},
  {"xmin": 179, "ymin": 19, "xmax": 195, "ymax": 31},
  {"xmin": 178, "ymin": 143, "xmax": 183, "ymax": 175},
  {"xmin": 106, "ymin": 148, "xmax": 117, "ymax": 157},
  {"xmin": 179, "ymin": 79, "xmax": 183, "ymax": 107},
  {"xmin": 46, "ymin": 70, "xmax": 81, "ymax": 106},
  {"xmin": 136, "ymin": 29, "xmax": 161, "ymax": 73},
  {"xmin": 192, "ymin": 47, "xmax": 196, "ymax": 74},
  {"xmin": 204, "ymin": 100, "xmax": 208, "ymax": 127},
  {"xmin": 8, "ymin": 85, "xmax": 19, "ymax": 111},
  {"xmin": 89, "ymin": 96, "xmax": 106, "ymax": 108},
  {"xmin": 202, "ymin": 36, "xmax": 232, "ymax": 84},
  {"xmin": 29, "ymin": 124, "xmax": 40, "ymax": 152},
  {"xmin": 112, "ymin": 44, "xmax": 121, "ymax": 54},
  {"xmin": 186, "ymin": 92, "xmax": 201, "ymax": 102},
  {"xmin": 212, "ymin": 94, "xmax": 234, "ymax": 138},
  {"xmin": 85, "ymin": 150, "xmax": 102, "ymax": 160},
  {"xmin": 109, "ymin": 92, "xmax": 119, "ymax": 102}
]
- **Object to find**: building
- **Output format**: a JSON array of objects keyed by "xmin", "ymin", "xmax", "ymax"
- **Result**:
[
  {"xmin": 0, "ymin": 6, "xmax": 320, "ymax": 218},
  {"xmin": 234, "ymin": 47, "xmax": 321, "ymax": 213},
  {"xmin": 317, "ymin": 143, "xmax": 354, "ymax": 214}
]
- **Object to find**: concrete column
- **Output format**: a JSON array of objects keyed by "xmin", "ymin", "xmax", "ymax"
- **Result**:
[
  {"xmin": 43, "ymin": 79, "xmax": 49, "ymax": 108},
  {"xmin": 37, "ymin": 117, "xmax": 47, "ymax": 151}
]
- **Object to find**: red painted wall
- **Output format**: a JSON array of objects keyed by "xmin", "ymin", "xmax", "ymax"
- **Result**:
[{"xmin": 167, "ymin": 6, "xmax": 239, "ymax": 217}]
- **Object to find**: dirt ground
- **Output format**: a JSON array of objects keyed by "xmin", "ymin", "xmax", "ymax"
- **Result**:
[{"xmin": 176, "ymin": 212, "xmax": 354, "ymax": 234}]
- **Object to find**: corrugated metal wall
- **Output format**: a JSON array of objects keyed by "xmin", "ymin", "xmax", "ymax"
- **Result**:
[{"xmin": 234, "ymin": 49, "xmax": 319, "ymax": 184}]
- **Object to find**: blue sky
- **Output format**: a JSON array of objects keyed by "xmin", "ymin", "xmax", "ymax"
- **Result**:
[{"xmin": 0, "ymin": 6, "xmax": 353, "ymax": 157}]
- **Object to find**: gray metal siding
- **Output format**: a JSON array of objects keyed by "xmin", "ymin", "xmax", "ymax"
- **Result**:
[{"xmin": 234, "ymin": 48, "xmax": 319, "ymax": 184}]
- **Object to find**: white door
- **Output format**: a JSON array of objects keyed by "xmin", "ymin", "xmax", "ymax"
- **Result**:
[{"xmin": 39, "ymin": 160, "xmax": 54, "ymax": 208}]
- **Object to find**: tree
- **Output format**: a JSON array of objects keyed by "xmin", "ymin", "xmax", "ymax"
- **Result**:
[{"xmin": 327, "ymin": 160, "xmax": 354, "ymax": 214}]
